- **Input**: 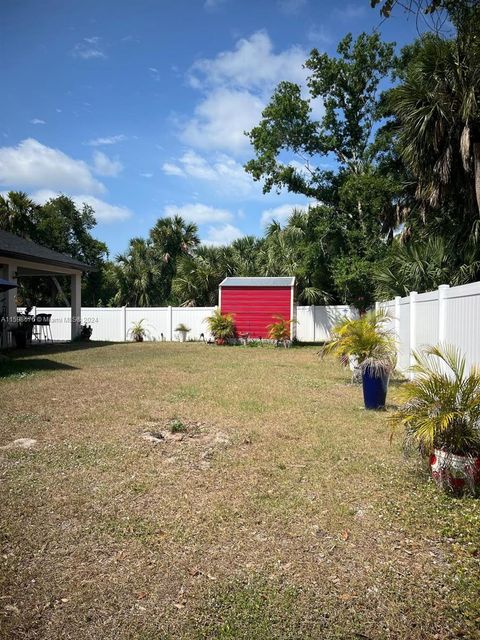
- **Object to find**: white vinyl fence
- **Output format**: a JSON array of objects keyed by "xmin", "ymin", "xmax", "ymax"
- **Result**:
[
  {"xmin": 296, "ymin": 305, "xmax": 356, "ymax": 342},
  {"xmin": 378, "ymin": 281, "xmax": 480, "ymax": 375},
  {"xmin": 25, "ymin": 305, "xmax": 355, "ymax": 343}
]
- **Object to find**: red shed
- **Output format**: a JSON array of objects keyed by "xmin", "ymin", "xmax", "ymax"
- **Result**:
[{"xmin": 219, "ymin": 276, "xmax": 296, "ymax": 339}]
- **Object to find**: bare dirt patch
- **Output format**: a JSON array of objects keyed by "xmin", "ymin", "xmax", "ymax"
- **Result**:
[
  {"xmin": 141, "ymin": 419, "xmax": 231, "ymax": 469},
  {"xmin": 0, "ymin": 438, "xmax": 37, "ymax": 450}
]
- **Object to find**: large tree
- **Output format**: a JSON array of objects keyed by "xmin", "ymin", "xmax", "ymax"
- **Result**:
[
  {"xmin": 245, "ymin": 33, "xmax": 395, "ymax": 202},
  {"xmin": 245, "ymin": 33, "xmax": 398, "ymax": 308}
]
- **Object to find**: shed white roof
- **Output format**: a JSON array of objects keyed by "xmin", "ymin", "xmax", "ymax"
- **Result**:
[{"xmin": 220, "ymin": 277, "xmax": 295, "ymax": 287}]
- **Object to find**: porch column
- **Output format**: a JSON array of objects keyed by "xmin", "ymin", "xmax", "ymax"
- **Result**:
[
  {"xmin": 4, "ymin": 262, "xmax": 17, "ymax": 330},
  {"xmin": 71, "ymin": 272, "xmax": 81, "ymax": 340}
]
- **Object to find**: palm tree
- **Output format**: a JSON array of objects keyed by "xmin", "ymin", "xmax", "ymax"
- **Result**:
[
  {"xmin": 113, "ymin": 238, "xmax": 160, "ymax": 306},
  {"xmin": 390, "ymin": 30, "xmax": 480, "ymax": 219},
  {"xmin": 375, "ymin": 235, "xmax": 480, "ymax": 299},
  {"xmin": 149, "ymin": 215, "xmax": 199, "ymax": 264},
  {"xmin": 172, "ymin": 245, "xmax": 230, "ymax": 307},
  {"xmin": 149, "ymin": 215, "xmax": 200, "ymax": 302},
  {"xmin": 260, "ymin": 211, "xmax": 331, "ymax": 304},
  {"xmin": 0, "ymin": 191, "xmax": 40, "ymax": 237},
  {"xmin": 229, "ymin": 236, "xmax": 262, "ymax": 276}
]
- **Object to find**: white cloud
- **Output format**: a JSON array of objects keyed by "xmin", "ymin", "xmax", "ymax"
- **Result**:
[
  {"xmin": 163, "ymin": 203, "xmax": 233, "ymax": 224},
  {"xmin": 74, "ymin": 195, "xmax": 131, "ymax": 222},
  {"xmin": 148, "ymin": 67, "xmax": 160, "ymax": 81},
  {"xmin": 85, "ymin": 134, "xmax": 127, "ymax": 146},
  {"xmin": 202, "ymin": 223, "xmax": 243, "ymax": 246},
  {"xmin": 334, "ymin": 3, "xmax": 366, "ymax": 19},
  {"xmin": 0, "ymin": 138, "xmax": 104, "ymax": 194},
  {"xmin": 181, "ymin": 32, "xmax": 317, "ymax": 155},
  {"xmin": 278, "ymin": 0, "xmax": 307, "ymax": 15},
  {"xmin": 189, "ymin": 31, "xmax": 306, "ymax": 93},
  {"xmin": 181, "ymin": 88, "xmax": 264, "ymax": 154},
  {"xmin": 92, "ymin": 151, "xmax": 123, "ymax": 177},
  {"xmin": 204, "ymin": 0, "xmax": 227, "ymax": 8},
  {"xmin": 72, "ymin": 37, "xmax": 106, "ymax": 59},
  {"xmin": 162, "ymin": 162, "xmax": 185, "ymax": 177},
  {"xmin": 31, "ymin": 189, "xmax": 131, "ymax": 222},
  {"xmin": 260, "ymin": 203, "xmax": 308, "ymax": 226},
  {"xmin": 29, "ymin": 118, "xmax": 46, "ymax": 125},
  {"xmin": 140, "ymin": 172, "xmax": 153, "ymax": 178},
  {"xmin": 176, "ymin": 150, "xmax": 218, "ymax": 180},
  {"xmin": 307, "ymin": 24, "xmax": 333, "ymax": 45},
  {"xmin": 162, "ymin": 149, "xmax": 254, "ymax": 196}
]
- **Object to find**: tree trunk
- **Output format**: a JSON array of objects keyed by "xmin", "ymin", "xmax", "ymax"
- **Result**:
[{"xmin": 474, "ymin": 142, "xmax": 480, "ymax": 215}]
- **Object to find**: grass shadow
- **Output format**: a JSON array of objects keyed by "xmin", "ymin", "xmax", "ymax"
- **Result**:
[
  {"xmin": 0, "ymin": 358, "xmax": 78, "ymax": 379},
  {"xmin": 5, "ymin": 340, "xmax": 116, "ymax": 359}
]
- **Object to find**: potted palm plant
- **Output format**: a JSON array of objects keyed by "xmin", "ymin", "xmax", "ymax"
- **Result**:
[
  {"xmin": 322, "ymin": 310, "xmax": 397, "ymax": 409},
  {"xmin": 205, "ymin": 309, "xmax": 235, "ymax": 345},
  {"xmin": 267, "ymin": 315, "xmax": 296, "ymax": 347},
  {"xmin": 391, "ymin": 345, "xmax": 480, "ymax": 494},
  {"xmin": 175, "ymin": 323, "xmax": 190, "ymax": 342},
  {"xmin": 129, "ymin": 319, "xmax": 147, "ymax": 342}
]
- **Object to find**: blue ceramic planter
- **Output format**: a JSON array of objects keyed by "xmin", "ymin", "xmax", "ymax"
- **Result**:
[{"xmin": 362, "ymin": 369, "xmax": 389, "ymax": 409}]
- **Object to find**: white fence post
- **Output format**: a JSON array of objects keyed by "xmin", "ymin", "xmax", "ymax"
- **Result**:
[
  {"xmin": 438, "ymin": 284, "xmax": 450, "ymax": 344},
  {"xmin": 122, "ymin": 306, "xmax": 127, "ymax": 342},
  {"xmin": 168, "ymin": 306, "xmax": 173, "ymax": 341},
  {"xmin": 409, "ymin": 291, "xmax": 417, "ymax": 378},
  {"xmin": 394, "ymin": 296, "xmax": 401, "ymax": 341}
]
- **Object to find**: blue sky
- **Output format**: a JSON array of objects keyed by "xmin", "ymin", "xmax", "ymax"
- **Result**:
[{"xmin": 0, "ymin": 0, "xmax": 419, "ymax": 257}]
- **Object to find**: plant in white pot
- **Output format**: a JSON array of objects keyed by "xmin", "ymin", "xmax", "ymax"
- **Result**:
[
  {"xmin": 391, "ymin": 345, "xmax": 480, "ymax": 494},
  {"xmin": 129, "ymin": 319, "xmax": 147, "ymax": 342},
  {"xmin": 322, "ymin": 310, "xmax": 397, "ymax": 409},
  {"xmin": 175, "ymin": 323, "xmax": 190, "ymax": 342}
]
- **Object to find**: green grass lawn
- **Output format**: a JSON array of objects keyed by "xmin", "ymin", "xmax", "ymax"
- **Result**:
[{"xmin": 1, "ymin": 342, "xmax": 479, "ymax": 639}]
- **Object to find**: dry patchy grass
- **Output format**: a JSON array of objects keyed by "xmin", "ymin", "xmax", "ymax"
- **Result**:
[{"xmin": 0, "ymin": 342, "xmax": 479, "ymax": 640}]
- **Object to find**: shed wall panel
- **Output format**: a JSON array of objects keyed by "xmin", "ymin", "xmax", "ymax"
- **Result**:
[{"xmin": 220, "ymin": 286, "xmax": 292, "ymax": 338}]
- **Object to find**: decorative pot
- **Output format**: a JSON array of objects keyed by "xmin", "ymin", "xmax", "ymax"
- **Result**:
[
  {"xmin": 361, "ymin": 369, "xmax": 389, "ymax": 410},
  {"xmin": 134, "ymin": 335, "xmax": 144, "ymax": 342},
  {"xmin": 430, "ymin": 449, "xmax": 480, "ymax": 493},
  {"xmin": 179, "ymin": 331, "xmax": 187, "ymax": 342},
  {"xmin": 215, "ymin": 337, "xmax": 225, "ymax": 345}
]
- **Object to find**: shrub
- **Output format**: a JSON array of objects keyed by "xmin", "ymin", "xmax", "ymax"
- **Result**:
[
  {"xmin": 322, "ymin": 309, "xmax": 396, "ymax": 375},
  {"xmin": 206, "ymin": 309, "xmax": 236, "ymax": 343},
  {"xmin": 391, "ymin": 345, "xmax": 480, "ymax": 457},
  {"xmin": 267, "ymin": 315, "xmax": 295, "ymax": 343}
]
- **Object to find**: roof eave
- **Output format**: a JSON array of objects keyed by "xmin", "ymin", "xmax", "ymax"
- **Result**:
[{"xmin": 0, "ymin": 249, "xmax": 95, "ymax": 272}]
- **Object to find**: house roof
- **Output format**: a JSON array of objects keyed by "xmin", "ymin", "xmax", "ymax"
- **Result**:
[
  {"xmin": 0, "ymin": 230, "xmax": 94, "ymax": 272},
  {"xmin": 220, "ymin": 276, "xmax": 295, "ymax": 287}
]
